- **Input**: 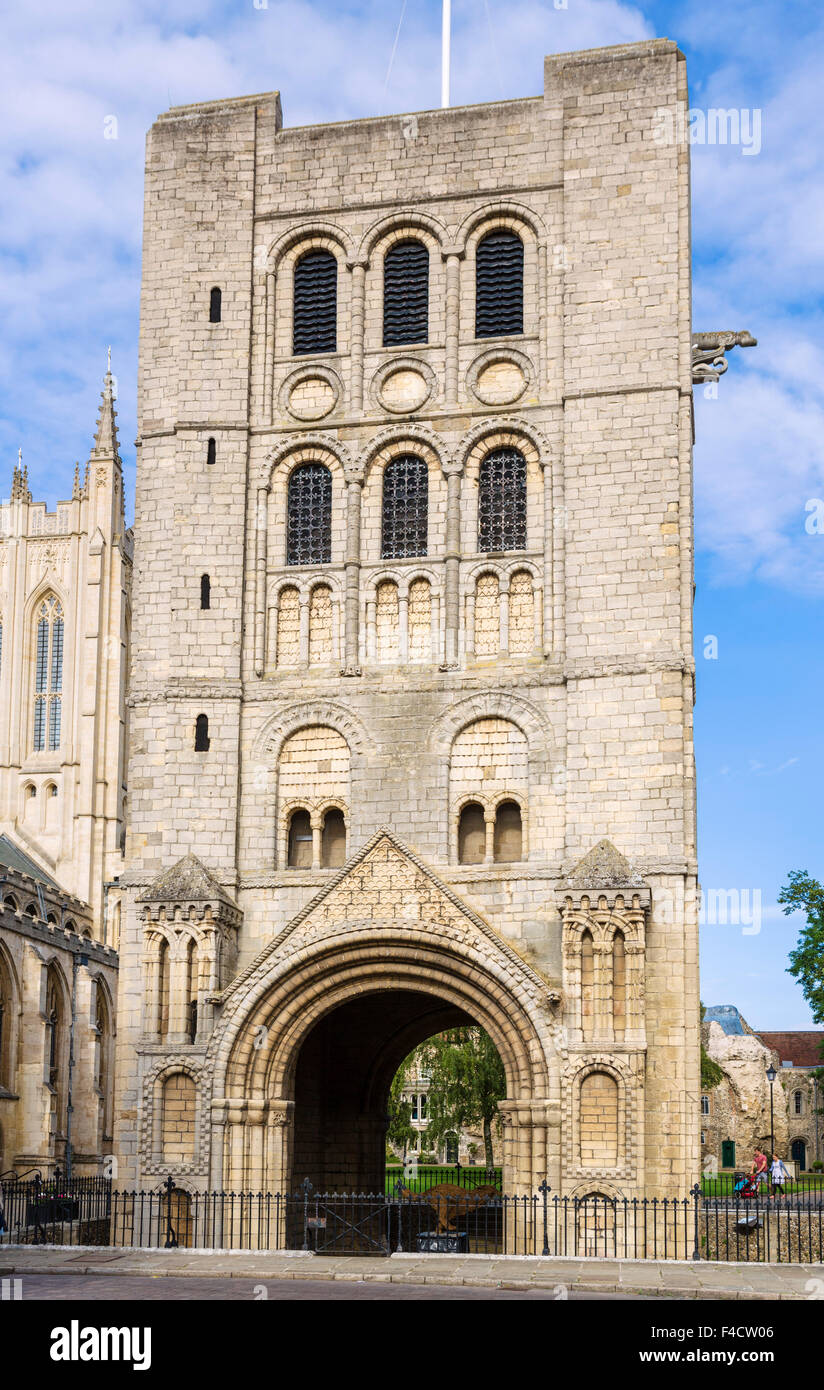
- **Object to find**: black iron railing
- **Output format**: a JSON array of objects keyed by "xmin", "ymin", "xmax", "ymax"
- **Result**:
[{"xmin": 1, "ymin": 1178, "xmax": 821, "ymax": 1263}]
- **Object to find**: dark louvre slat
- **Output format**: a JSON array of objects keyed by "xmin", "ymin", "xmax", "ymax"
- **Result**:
[
  {"xmin": 287, "ymin": 463, "xmax": 333, "ymax": 565},
  {"xmin": 475, "ymin": 230, "xmax": 524, "ymax": 338},
  {"xmin": 383, "ymin": 239, "xmax": 429, "ymax": 346},
  {"xmin": 381, "ymin": 455, "xmax": 428, "ymax": 559},
  {"xmin": 478, "ymin": 447, "xmax": 527, "ymax": 552},
  {"xmin": 293, "ymin": 250, "xmax": 337, "ymax": 355}
]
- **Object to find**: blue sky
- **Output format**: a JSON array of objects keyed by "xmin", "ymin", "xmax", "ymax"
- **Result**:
[{"xmin": 1, "ymin": 0, "xmax": 821, "ymax": 1027}]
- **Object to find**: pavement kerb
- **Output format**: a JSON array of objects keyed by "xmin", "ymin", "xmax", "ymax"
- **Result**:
[{"xmin": 2, "ymin": 1245, "xmax": 820, "ymax": 1298}]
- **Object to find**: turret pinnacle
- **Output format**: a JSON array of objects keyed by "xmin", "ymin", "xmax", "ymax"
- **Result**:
[
  {"xmin": 11, "ymin": 448, "xmax": 30, "ymax": 502},
  {"xmin": 91, "ymin": 348, "xmax": 121, "ymax": 463}
]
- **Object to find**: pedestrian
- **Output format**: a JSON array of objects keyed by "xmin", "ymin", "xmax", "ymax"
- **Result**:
[
  {"xmin": 751, "ymin": 1146, "xmax": 769, "ymax": 1192},
  {"xmin": 770, "ymin": 1152, "xmax": 790, "ymax": 1200}
]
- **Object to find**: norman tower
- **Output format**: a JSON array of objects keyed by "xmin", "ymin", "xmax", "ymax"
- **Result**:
[{"xmin": 116, "ymin": 40, "xmax": 699, "ymax": 1199}]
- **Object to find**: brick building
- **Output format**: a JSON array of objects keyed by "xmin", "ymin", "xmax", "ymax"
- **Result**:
[{"xmin": 114, "ymin": 39, "xmax": 701, "ymax": 1200}]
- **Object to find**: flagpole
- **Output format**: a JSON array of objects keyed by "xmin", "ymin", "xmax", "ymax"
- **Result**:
[{"xmin": 441, "ymin": 0, "xmax": 451, "ymax": 107}]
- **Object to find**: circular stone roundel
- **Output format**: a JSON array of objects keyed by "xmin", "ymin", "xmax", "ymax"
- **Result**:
[
  {"xmin": 288, "ymin": 376, "xmax": 337, "ymax": 421},
  {"xmin": 474, "ymin": 358, "xmax": 527, "ymax": 406},
  {"xmin": 379, "ymin": 366, "xmax": 430, "ymax": 413}
]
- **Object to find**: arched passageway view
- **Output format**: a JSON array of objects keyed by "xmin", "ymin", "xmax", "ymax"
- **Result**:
[{"xmin": 290, "ymin": 990, "xmax": 488, "ymax": 1194}]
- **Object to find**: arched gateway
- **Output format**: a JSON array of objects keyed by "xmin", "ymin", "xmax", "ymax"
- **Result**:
[{"xmin": 208, "ymin": 831, "xmax": 557, "ymax": 1194}]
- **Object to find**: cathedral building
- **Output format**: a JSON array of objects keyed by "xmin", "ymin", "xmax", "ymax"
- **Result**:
[
  {"xmin": 0, "ymin": 370, "xmax": 129, "ymax": 1175},
  {"xmin": 115, "ymin": 39, "xmax": 700, "ymax": 1200}
]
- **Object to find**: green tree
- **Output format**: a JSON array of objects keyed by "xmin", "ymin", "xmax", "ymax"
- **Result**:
[
  {"xmin": 778, "ymin": 871, "xmax": 824, "ymax": 1034},
  {"xmin": 415, "ymin": 1027, "xmax": 506, "ymax": 1168},
  {"xmin": 386, "ymin": 1058, "xmax": 417, "ymax": 1161}
]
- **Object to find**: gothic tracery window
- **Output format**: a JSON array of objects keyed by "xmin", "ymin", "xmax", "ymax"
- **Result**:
[
  {"xmin": 475, "ymin": 229, "xmax": 524, "ymax": 338},
  {"xmin": 33, "ymin": 596, "xmax": 63, "ymax": 752},
  {"xmin": 383, "ymin": 239, "xmax": 429, "ymax": 346},
  {"xmin": 293, "ymin": 249, "xmax": 337, "ymax": 355},
  {"xmin": 287, "ymin": 463, "xmax": 332, "ymax": 566},
  {"xmin": 381, "ymin": 455, "xmax": 428, "ymax": 559},
  {"xmin": 478, "ymin": 448, "xmax": 527, "ymax": 552}
]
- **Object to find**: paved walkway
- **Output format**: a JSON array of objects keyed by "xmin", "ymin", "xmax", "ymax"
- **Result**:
[{"xmin": 3, "ymin": 1245, "xmax": 821, "ymax": 1298}]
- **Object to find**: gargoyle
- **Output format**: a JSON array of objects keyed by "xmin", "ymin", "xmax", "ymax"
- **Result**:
[{"xmin": 691, "ymin": 330, "xmax": 757, "ymax": 384}]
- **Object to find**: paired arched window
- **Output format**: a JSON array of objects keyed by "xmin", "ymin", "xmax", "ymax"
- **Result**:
[
  {"xmin": 194, "ymin": 714, "xmax": 210, "ymax": 752},
  {"xmin": 33, "ymin": 595, "xmax": 63, "ymax": 752},
  {"xmin": 383, "ymin": 239, "xmax": 429, "ymax": 346},
  {"xmin": 209, "ymin": 287, "xmax": 222, "ymax": 323},
  {"xmin": 287, "ymin": 806, "xmax": 347, "ymax": 869},
  {"xmin": 293, "ymin": 249, "xmax": 337, "ymax": 355},
  {"xmin": 381, "ymin": 455, "xmax": 428, "ymax": 558},
  {"xmin": 475, "ymin": 229, "xmax": 523, "ymax": 338},
  {"xmin": 287, "ymin": 463, "xmax": 332, "ymax": 565},
  {"xmin": 458, "ymin": 800, "xmax": 522, "ymax": 864},
  {"xmin": 478, "ymin": 447, "xmax": 527, "ymax": 552}
]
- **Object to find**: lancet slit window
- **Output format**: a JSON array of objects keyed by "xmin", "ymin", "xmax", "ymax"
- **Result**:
[
  {"xmin": 381, "ymin": 455, "xmax": 428, "ymax": 559},
  {"xmin": 383, "ymin": 239, "xmax": 429, "ymax": 345},
  {"xmin": 287, "ymin": 463, "xmax": 332, "ymax": 566},
  {"xmin": 33, "ymin": 596, "xmax": 64, "ymax": 752},
  {"xmin": 475, "ymin": 229, "xmax": 524, "ymax": 338},
  {"xmin": 293, "ymin": 249, "xmax": 337, "ymax": 355},
  {"xmin": 478, "ymin": 447, "xmax": 527, "ymax": 552}
]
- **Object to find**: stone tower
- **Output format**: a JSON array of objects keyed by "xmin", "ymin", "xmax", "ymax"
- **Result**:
[{"xmin": 116, "ymin": 39, "xmax": 699, "ymax": 1201}]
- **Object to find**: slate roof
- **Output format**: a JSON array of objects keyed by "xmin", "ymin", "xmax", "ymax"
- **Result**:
[{"xmin": 0, "ymin": 833, "xmax": 61, "ymax": 891}]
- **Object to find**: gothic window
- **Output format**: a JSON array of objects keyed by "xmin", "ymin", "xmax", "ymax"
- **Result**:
[
  {"xmin": 293, "ymin": 249, "xmax": 337, "ymax": 355},
  {"xmin": 308, "ymin": 584, "xmax": 333, "ymax": 665},
  {"xmin": 194, "ymin": 713, "xmax": 210, "ymax": 752},
  {"xmin": 321, "ymin": 807, "xmax": 346, "ymax": 868},
  {"xmin": 381, "ymin": 455, "xmax": 428, "ymax": 559},
  {"xmin": 473, "ymin": 573, "xmax": 500, "ymax": 656},
  {"xmin": 287, "ymin": 808, "xmax": 313, "ymax": 868},
  {"xmin": 478, "ymin": 448, "xmax": 527, "ymax": 552},
  {"xmin": 458, "ymin": 803, "xmax": 486, "ymax": 865},
  {"xmin": 508, "ymin": 571, "xmax": 534, "ymax": 654},
  {"xmin": 209, "ymin": 287, "xmax": 222, "ymax": 323},
  {"xmin": 276, "ymin": 586, "xmax": 300, "ymax": 666},
  {"xmin": 493, "ymin": 800, "xmax": 522, "ymax": 862},
  {"xmin": 612, "ymin": 930, "xmax": 626, "ymax": 1041},
  {"xmin": 33, "ymin": 596, "xmax": 63, "ymax": 752},
  {"xmin": 383, "ymin": 239, "xmax": 429, "ymax": 346},
  {"xmin": 206, "ymin": 438, "xmax": 216, "ymax": 467},
  {"xmin": 475, "ymin": 229, "xmax": 523, "ymax": 338},
  {"xmin": 287, "ymin": 463, "xmax": 332, "ymax": 565},
  {"xmin": 184, "ymin": 938, "xmax": 198, "ymax": 1045},
  {"xmin": 0, "ymin": 951, "xmax": 15, "ymax": 1092},
  {"xmin": 794, "ymin": 1091, "xmax": 803, "ymax": 1115},
  {"xmin": 200, "ymin": 575, "xmax": 211, "ymax": 610},
  {"xmin": 701, "ymin": 1095, "xmax": 710, "ymax": 1116}
]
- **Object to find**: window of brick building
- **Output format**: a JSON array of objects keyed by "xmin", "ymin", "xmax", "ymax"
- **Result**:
[
  {"xmin": 383, "ymin": 239, "xmax": 429, "ymax": 346},
  {"xmin": 287, "ymin": 463, "xmax": 332, "ymax": 565},
  {"xmin": 293, "ymin": 249, "xmax": 337, "ymax": 355},
  {"xmin": 475, "ymin": 229, "xmax": 523, "ymax": 338}
]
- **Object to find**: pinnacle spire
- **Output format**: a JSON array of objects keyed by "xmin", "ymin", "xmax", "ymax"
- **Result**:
[
  {"xmin": 91, "ymin": 348, "xmax": 121, "ymax": 463},
  {"xmin": 73, "ymin": 460, "xmax": 81, "ymax": 500}
]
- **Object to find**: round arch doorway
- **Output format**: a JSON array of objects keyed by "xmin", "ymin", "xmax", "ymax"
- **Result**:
[
  {"xmin": 291, "ymin": 989, "xmax": 493, "ymax": 1194},
  {"xmin": 211, "ymin": 924, "xmax": 557, "ymax": 1195}
]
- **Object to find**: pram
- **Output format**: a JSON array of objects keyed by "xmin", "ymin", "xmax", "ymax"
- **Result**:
[{"xmin": 733, "ymin": 1173, "xmax": 761, "ymax": 1199}]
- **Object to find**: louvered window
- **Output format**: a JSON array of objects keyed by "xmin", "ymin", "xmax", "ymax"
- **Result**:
[
  {"xmin": 475, "ymin": 230, "xmax": 524, "ymax": 338},
  {"xmin": 293, "ymin": 250, "xmax": 337, "ymax": 355},
  {"xmin": 478, "ymin": 448, "xmax": 527, "ymax": 552},
  {"xmin": 383, "ymin": 239, "xmax": 429, "ymax": 346},
  {"xmin": 287, "ymin": 463, "xmax": 332, "ymax": 565},
  {"xmin": 381, "ymin": 455, "xmax": 428, "ymax": 559}
]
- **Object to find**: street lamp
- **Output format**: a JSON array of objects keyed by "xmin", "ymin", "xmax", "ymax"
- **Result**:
[{"xmin": 766, "ymin": 1063, "xmax": 777, "ymax": 1159}]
